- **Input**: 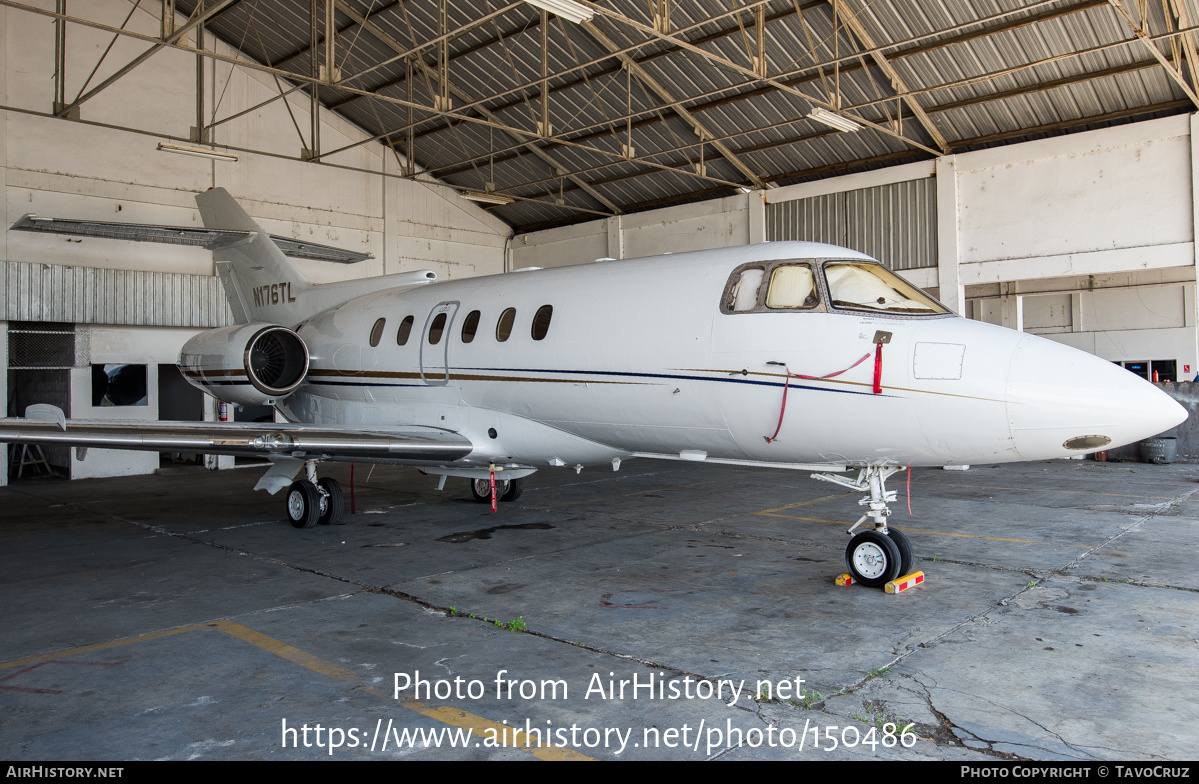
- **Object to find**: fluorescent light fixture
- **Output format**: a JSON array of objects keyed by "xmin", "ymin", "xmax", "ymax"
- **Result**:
[
  {"xmin": 523, "ymin": 0, "xmax": 593, "ymax": 24},
  {"xmin": 157, "ymin": 142, "xmax": 239, "ymax": 162},
  {"xmin": 807, "ymin": 107, "xmax": 862, "ymax": 133},
  {"xmin": 735, "ymin": 186, "xmax": 752, "ymax": 194},
  {"xmin": 460, "ymin": 190, "xmax": 515, "ymax": 206}
]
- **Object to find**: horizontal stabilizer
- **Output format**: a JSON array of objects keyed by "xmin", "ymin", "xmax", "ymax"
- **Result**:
[{"xmin": 10, "ymin": 214, "xmax": 373, "ymax": 264}]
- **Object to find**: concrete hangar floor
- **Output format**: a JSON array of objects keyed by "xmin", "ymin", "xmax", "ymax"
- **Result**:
[{"xmin": 0, "ymin": 457, "xmax": 1196, "ymax": 761}]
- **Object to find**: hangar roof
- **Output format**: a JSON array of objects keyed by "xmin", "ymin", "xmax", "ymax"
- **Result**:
[{"xmin": 160, "ymin": 1, "xmax": 1199, "ymax": 232}]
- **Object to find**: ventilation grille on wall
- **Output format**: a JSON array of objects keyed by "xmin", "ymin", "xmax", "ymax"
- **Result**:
[{"xmin": 8, "ymin": 322, "xmax": 76, "ymax": 370}]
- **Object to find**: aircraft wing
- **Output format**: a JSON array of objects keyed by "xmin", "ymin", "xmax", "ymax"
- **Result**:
[
  {"xmin": 10, "ymin": 214, "xmax": 372, "ymax": 264},
  {"xmin": 0, "ymin": 414, "xmax": 472, "ymax": 463}
]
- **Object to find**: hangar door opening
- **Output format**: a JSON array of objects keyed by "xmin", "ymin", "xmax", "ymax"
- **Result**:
[
  {"xmin": 158, "ymin": 365, "xmax": 205, "ymax": 465},
  {"xmin": 7, "ymin": 322, "xmax": 74, "ymax": 478}
]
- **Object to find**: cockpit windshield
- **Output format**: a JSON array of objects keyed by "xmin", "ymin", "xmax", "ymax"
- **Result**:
[{"xmin": 824, "ymin": 261, "xmax": 947, "ymax": 315}]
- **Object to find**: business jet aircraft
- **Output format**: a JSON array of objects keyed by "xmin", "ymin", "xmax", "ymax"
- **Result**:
[{"xmin": 1, "ymin": 189, "xmax": 1186, "ymax": 588}]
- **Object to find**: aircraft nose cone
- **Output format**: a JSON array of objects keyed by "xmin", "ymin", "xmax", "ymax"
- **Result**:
[{"xmin": 1005, "ymin": 335, "xmax": 1187, "ymax": 460}]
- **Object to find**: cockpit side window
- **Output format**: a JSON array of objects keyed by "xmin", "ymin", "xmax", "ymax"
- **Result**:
[
  {"xmin": 765, "ymin": 264, "xmax": 819, "ymax": 309},
  {"xmin": 723, "ymin": 266, "xmax": 765, "ymax": 312},
  {"xmin": 824, "ymin": 261, "xmax": 947, "ymax": 315}
]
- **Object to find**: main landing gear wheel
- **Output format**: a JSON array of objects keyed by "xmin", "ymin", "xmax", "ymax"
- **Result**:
[
  {"xmin": 317, "ymin": 477, "xmax": 344, "ymax": 526},
  {"xmin": 471, "ymin": 477, "xmax": 504, "ymax": 502},
  {"xmin": 845, "ymin": 530, "xmax": 902, "ymax": 588},
  {"xmin": 886, "ymin": 528, "xmax": 914, "ymax": 576},
  {"xmin": 471, "ymin": 477, "xmax": 523, "ymax": 503},
  {"xmin": 286, "ymin": 480, "xmax": 321, "ymax": 529},
  {"xmin": 500, "ymin": 477, "xmax": 523, "ymax": 502}
]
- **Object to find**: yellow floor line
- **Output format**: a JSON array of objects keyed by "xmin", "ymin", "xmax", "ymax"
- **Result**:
[
  {"xmin": 756, "ymin": 493, "xmax": 856, "ymax": 515},
  {"xmin": 935, "ymin": 482, "xmax": 1179, "ymax": 500},
  {"xmin": 208, "ymin": 619, "xmax": 358, "ymax": 681},
  {"xmin": 3, "ymin": 619, "xmax": 591, "ymax": 760},
  {"xmin": 0, "ymin": 624, "xmax": 205, "ymax": 669},
  {"xmin": 395, "ymin": 697, "xmax": 592, "ymax": 761}
]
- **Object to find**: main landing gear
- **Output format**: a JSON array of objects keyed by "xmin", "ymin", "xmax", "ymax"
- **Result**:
[
  {"xmin": 286, "ymin": 461, "xmax": 344, "ymax": 528},
  {"xmin": 470, "ymin": 476, "xmax": 524, "ymax": 503},
  {"xmin": 813, "ymin": 465, "xmax": 912, "ymax": 588}
]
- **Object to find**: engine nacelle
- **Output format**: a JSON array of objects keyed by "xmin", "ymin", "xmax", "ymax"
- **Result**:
[{"xmin": 179, "ymin": 323, "xmax": 309, "ymax": 408}]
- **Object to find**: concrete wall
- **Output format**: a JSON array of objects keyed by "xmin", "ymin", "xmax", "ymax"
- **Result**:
[
  {"xmin": 949, "ymin": 115, "xmax": 1198, "ymax": 372},
  {"xmin": 68, "ymin": 325, "xmax": 204, "ymax": 479},
  {"xmin": 513, "ymin": 193, "xmax": 752, "ymax": 268}
]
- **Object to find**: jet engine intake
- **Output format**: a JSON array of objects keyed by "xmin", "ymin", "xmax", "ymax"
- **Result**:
[{"xmin": 179, "ymin": 323, "xmax": 309, "ymax": 408}]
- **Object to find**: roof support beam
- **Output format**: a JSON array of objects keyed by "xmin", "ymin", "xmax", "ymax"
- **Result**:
[
  {"xmin": 329, "ymin": 1, "xmax": 523, "ymax": 94},
  {"xmin": 577, "ymin": 20, "xmax": 769, "ymax": 189},
  {"xmin": 426, "ymin": 0, "xmax": 1149, "ymax": 181},
  {"xmin": 55, "ymin": 0, "xmax": 241, "ymax": 118},
  {"xmin": 501, "ymin": 57, "xmax": 1174, "ymax": 203},
  {"xmin": 420, "ymin": 0, "xmax": 1099, "ymax": 158},
  {"xmin": 833, "ymin": 0, "xmax": 951, "ymax": 154},
  {"xmin": 580, "ymin": 7, "xmax": 938, "ymax": 156},
  {"xmin": 423, "ymin": 0, "xmax": 1107, "ymax": 175},
  {"xmin": 1106, "ymin": 0, "xmax": 1199, "ymax": 108},
  {"xmin": 1166, "ymin": 0, "xmax": 1199, "ymax": 102},
  {"xmin": 330, "ymin": 0, "xmax": 621, "ymax": 214}
]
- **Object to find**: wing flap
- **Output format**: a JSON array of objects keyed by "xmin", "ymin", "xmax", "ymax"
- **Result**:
[{"xmin": 0, "ymin": 419, "xmax": 473, "ymax": 462}]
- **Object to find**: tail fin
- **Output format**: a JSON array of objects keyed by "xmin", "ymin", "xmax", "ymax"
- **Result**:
[{"xmin": 196, "ymin": 188, "xmax": 312, "ymax": 325}]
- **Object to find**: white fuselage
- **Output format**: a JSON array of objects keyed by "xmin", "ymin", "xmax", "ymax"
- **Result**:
[{"xmin": 279, "ymin": 242, "xmax": 1185, "ymax": 472}]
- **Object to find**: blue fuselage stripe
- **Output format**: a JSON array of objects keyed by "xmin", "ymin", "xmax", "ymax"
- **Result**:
[{"xmin": 303, "ymin": 366, "xmax": 888, "ymax": 397}]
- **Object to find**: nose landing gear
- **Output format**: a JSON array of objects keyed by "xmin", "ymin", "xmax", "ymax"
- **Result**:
[{"xmin": 813, "ymin": 465, "xmax": 912, "ymax": 588}]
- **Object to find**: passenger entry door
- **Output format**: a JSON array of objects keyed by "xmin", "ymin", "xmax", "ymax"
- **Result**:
[{"xmin": 419, "ymin": 301, "xmax": 459, "ymax": 386}]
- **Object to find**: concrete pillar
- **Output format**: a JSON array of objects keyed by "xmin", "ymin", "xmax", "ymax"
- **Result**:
[
  {"xmin": 0, "ymin": 321, "xmax": 7, "ymax": 487},
  {"xmin": 935, "ymin": 156, "xmax": 965, "ymax": 315},
  {"xmin": 1, "ymin": 4, "xmax": 7, "ymax": 268},
  {"xmin": 747, "ymin": 189, "xmax": 766, "ymax": 244},
  {"xmin": 1190, "ymin": 113, "xmax": 1199, "ymax": 372},
  {"xmin": 1000, "ymin": 285, "xmax": 1023, "ymax": 332},
  {"xmin": 606, "ymin": 215, "xmax": 624, "ymax": 259},
  {"xmin": 0, "ymin": 10, "xmax": 7, "ymax": 487}
]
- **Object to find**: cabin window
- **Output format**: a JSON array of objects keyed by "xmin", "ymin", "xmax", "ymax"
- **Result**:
[
  {"xmin": 725, "ymin": 267, "xmax": 765, "ymax": 311},
  {"xmin": 396, "ymin": 315, "xmax": 414, "ymax": 345},
  {"xmin": 824, "ymin": 262, "xmax": 947, "ymax": 315},
  {"xmin": 461, "ymin": 310, "xmax": 481, "ymax": 343},
  {"xmin": 369, "ymin": 317, "xmax": 386, "ymax": 347},
  {"xmin": 765, "ymin": 264, "xmax": 818, "ymax": 309},
  {"xmin": 428, "ymin": 312, "xmax": 447, "ymax": 345},
  {"xmin": 496, "ymin": 308, "xmax": 516, "ymax": 342},
  {"xmin": 531, "ymin": 305, "xmax": 553, "ymax": 340}
]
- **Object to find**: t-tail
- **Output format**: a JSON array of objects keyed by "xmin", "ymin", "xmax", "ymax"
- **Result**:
[
  {"xmin": 196, "ymin": 188, "xmax": 313, "ymax": 325},
  {"xmin": 196, "ymin": 187, "xmax": 437, "ymax": 326}
]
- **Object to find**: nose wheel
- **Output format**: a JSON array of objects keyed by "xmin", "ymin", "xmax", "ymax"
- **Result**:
[{"xmin": 845, "ymin": 530, "xmax": 902, "ymax": 587}]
